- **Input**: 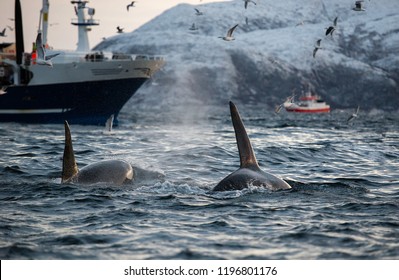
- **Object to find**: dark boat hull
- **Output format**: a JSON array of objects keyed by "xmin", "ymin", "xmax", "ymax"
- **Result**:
[{"xmin": 0, "ymin": 77, "xmax": 147, "ymax": 125}]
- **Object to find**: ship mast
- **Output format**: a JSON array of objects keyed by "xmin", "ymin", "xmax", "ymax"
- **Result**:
[
  {"xmin": 71, "ymin": 0, "xmax": 99, "ymax": 52},
  {"xmin": 15, "ymin": 0, "xmax": 24, "ymax": 66}
]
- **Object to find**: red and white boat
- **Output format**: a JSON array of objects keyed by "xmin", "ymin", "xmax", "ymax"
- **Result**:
[{"xmin": 283, "ymin": 89, "xmax": 330, "ymax": 113}]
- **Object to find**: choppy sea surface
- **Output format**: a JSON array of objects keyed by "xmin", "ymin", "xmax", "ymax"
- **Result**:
[{"xmin": 0, "ymin": 105, "xmax": 398, "ymax": 259}]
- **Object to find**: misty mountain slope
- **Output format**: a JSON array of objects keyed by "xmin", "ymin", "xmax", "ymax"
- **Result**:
[{"xmin": 96, "ymin": 0, "xmax": 399, "ymax": 111}]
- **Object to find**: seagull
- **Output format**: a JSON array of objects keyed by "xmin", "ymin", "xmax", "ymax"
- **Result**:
[
  {"xmin": 275, "ymin": 93, "xmax": 296, "ymax": 113},
  {"xmin": 0, "ymin": 86, "xmax": 8, "ymax": 95},
  {"xmin": 116, "ymin": 26, "xmax": 124, "ymax": 33},
  {"xmin": 35, "ymin": 32, "xmax": 60, "ymax": 67},
  {"xmin": 353, "ymin": 1, "xmax": 366, "ymax": 11},
  {"xmin": 347, "ymin": 106, "xmax": 360, "ymax": 122},
  {"xmin": 275, "ymin": 103, "xmax": 284, "ymax": 114},
  {"xmin": 313, "ymin": 39, "xmax": 323, "ymax": 58},
  {"xmin": 194, "ymin": 8, "xmax": 203, "ymax": 16},
  {"xmin": 325, "ymin": 17, "xmax": 338, "ymax": 37},
  {"xmin": 0, "ymin": 28, "xmax": 7, "ymax": 37},
  {"xmin": 219, "ymin": 24, "xmax": 239, "ymax": 41},
  {"xmin": 127, "ymin": 1, "xmax": 136, "ymax": 11},
  {"xmin": 104, "ymin": 114, "xmax": 114, "ymax": 134},
  {"xmin": 244, "ymin": 0, "xmax": 256, "ymax": 9},
  {"xmin": 6, "ymin": 25, "xmax": 14, "ymax": 31},
  {"xmin": 189, "ymin": 23, "xmax": 199, "ymax": 31}
]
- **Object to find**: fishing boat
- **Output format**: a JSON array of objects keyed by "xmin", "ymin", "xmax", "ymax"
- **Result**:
[
  {"xmin": 0, "ymin": 0, "xmax": 164, "ymax": 125},
  {"xmin": 283, "ymin": 88, "xmax": 330, "ymax": 113}
]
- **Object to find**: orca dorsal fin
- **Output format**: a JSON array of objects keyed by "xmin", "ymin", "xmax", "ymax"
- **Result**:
[
  {"xmin": 62, "ymin": 121, "xmax": 79, "ymax": 183},
  {"xmin": 229, "ymin": 101, "xmax": 259, "ymax": 169}
]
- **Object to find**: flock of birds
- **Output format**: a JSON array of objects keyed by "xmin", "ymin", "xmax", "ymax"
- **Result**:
[
  {"xmin": 187, "ymin": 0, "xmax": 367, "ymax": 50},
  {"xmin": 212, "ymin": 1, "xmax": 365, "ymax": 122},
  {"xmin": 110, "ymin": 0, "xmax": 365, "ymax": 121},
  {"xmin": 190, "ymin": 1, "xmax": 253, "ymax": 41},
  {"xmin": 115, "ymin": 0, "xmax": 258, "ymax": 37},
  {"xmin": 313, "ymin": 1, "xmax": 367, "ymax": 58},
  {"xmin": 314, "ymin": 1, "xmax": 365, "ymax": 122},
  {"xmin": 185, "ymin": 0, "xmax": 366, "ymax": 121},
  {"xmin": 116, "ymin": 1, "xmax": 137, "ymax": 33}
]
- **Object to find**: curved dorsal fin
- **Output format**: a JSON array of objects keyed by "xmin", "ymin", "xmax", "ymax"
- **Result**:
[
  {"xmin": 229, "ymin": 101, "xmax": 259, "ymax": 169},
  {"xmin": 62, "ymin": 121, "xmax": 79, "ymax": 183}
]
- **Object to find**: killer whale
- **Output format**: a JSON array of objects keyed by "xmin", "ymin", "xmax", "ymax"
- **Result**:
[
  {"xmin": 213, "ymin": 102, "xmax": 291, "ymax": 191},
  {"xmin": 62, "ymin": 121, "xmax": 133, "ymax": 185}
]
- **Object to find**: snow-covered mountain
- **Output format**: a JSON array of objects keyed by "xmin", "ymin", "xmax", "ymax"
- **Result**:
[{"xmin": 95, "ymin": 0, "xmax": 399, "ymax": 112}]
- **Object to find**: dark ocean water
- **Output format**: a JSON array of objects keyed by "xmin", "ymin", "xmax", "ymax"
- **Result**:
[{"xmin": 0, "ymin": 105, "xmax": 398, "ymax": 259}]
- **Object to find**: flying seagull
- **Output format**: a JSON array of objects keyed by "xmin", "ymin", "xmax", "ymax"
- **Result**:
[
  {"xmin": 194, "ymin": 8, "xmax": 203, "ymax": 16},
  {"xmin": 353, "ymin": 1, "xmax": 366, "ymax": 11},
  {"xmin": 347, "ymin": 106, "xmax": 360, "ymax": 122},
  {"xmin": 244, "ymin": 0, "xmax": 256, "ymax": 9},
  {"xmin": 275, "ymin": 93, "xmax": 296, "ymax": 113},
  {"xmin": 0, "ymin": 86, "xmax": 8, "ymax": 95},
  {"xmin": 313, "ymin": 39, "xmax": 323, "ymax": 58},
  {"xmin": 116, "ymin": 26, "xmax": 124, "ymax": 33},
  {"xmin": 35, "ymin": 32, "xmax": 60, "ymax": 67},
  {"xmin": 275, "ymin": 103, "xmax": 283, "ymax": 114},
  {"xmin": 127, "ymin": 1, "xmax": 136, "ymax": 11},
  {"xmin": 0, "ymin": 28, "xmax": 7, "ymax": 37},
  {"xmin": 326, "ymin": 17, "xmax": 338, "ymax": 37},
  {"xmin": 219, "ymin": 24, "xmax": 239, "ymax": 41}
]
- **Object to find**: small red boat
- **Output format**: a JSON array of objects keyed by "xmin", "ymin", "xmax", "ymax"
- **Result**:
[{"xmin": 283, "ymin": 89, "xmax": 330, "ymax": 113}]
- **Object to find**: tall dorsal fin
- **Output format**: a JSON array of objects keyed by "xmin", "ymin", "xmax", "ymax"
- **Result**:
[
  {"xmin": 229, "ymin": 101, "xmax": 259, "ymax": 169},
  {"xmin": 62, "ymin": 121, "xmax": 79, "ymax": 183}
]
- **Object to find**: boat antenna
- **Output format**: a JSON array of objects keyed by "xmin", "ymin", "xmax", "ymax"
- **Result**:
[{"xmin": 15, "ymin": 0, "xmax": 25, "ymax": 65}]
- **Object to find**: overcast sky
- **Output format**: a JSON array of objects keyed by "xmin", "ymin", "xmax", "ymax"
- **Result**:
[{"xmin": 1, "ymin": 0, "xmax": 227, "ymax": 51}]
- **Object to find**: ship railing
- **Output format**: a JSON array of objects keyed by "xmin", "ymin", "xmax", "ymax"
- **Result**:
[
  {"xmin": 14, "ymin": 51, "xmax": 164, "ymax": 65},
  {"xmin": 112, "ymin": 53, "xmax": 164, "ymax": 62}
]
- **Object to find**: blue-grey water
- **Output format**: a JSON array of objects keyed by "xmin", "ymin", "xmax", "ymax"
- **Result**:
[{"xmin": 1, "ymin": 105, "xmax": 398, "ymax": 259}]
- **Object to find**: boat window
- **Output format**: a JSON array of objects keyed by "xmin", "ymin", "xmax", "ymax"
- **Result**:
[
  {"xmin": 112, "ymin": 53, "xmax": 132, "ymax": 60},
  {"xmin": 85, "ymin": 52, "xmax": 104, "ymax": 62}
]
